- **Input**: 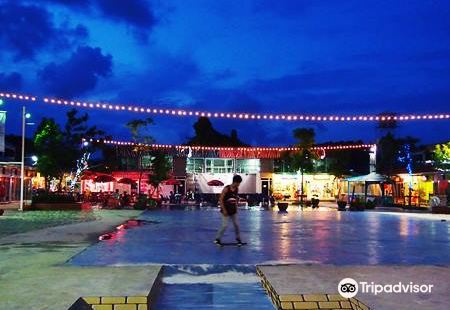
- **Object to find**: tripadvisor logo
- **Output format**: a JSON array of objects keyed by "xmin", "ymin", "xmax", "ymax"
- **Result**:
[
  {"xmin": 338, "ymin": 278, "xmax": 434, "ymax": 298},
  {"xmin": 338, "ymin": 278, "xmax": 358, "ymax": 298}
]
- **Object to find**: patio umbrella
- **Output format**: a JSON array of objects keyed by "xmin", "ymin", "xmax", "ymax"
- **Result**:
[
  {"xmin": 117, "ymin": 178, "xmax": 136, "ymax": 185},
  {"xmin": 94, "ymin": 175, "xmax": 116, "ymax": 183},
  {"xmin": 165, "ymin": 178, "xmax": 181, "ymax": 185},
  {"xmin": 207, "ymin": 180, "xmax": 224, "ymax": 186}
]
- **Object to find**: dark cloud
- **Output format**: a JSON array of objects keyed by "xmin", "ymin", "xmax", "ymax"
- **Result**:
[
  {"xmin": 96, "ymin": 0, "xmax": 156, "ymax": 28},
  {"xmin": 44, "ymin": 0, "xmax": 157, "ymax": 30},
  {"xmin": 0, "ymin": 1, "xmax": 87, "ymax": 60},
  {"xmin": 0, "ymin": 72, "xmax": 22, "ymax": 91},
  {"xmin": 39, "ymin": 46, "xmax": 112, "ymax": 98},
  {"xmin": 0, "ymin": 2, "xmax": 56, "ymax": 59}
]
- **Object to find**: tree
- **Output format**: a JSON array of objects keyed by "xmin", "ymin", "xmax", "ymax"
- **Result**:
[
  {"xmin": 377, "ymin": 133, "xmax": 397, "ymax": 176},
  {"xmin": 187, "ymin": 117, "xmax": 246, "ymax": 146},
  {"xmin": 327, "ymin": 148, "xmax": 370, "ymax": 177},
  {"xmin": 34, "ymin": 109, "xmax": 103, "ymax": 191},
  {"xmin": 126, "ymin": 118, "xmax": 155, "ymax": 195},
  {"xmin": 434, "ymin": 142, "xmax": 450, "ymax": 171},
  {"xmin": 148, "ymin": 151, "xmax": 171, "ymax": 190},
  {"xmin": 377, "ymin": 133, "xmax": 419, "ymax": 176},
  {"xmin": 34, "ymin": 118, "xmax": 65, "ymax": 189},
  {"xmin": 62, "ymin": 109, "xmax": 104, "ymax": 187},
  {"xmin": 291, "ymin": 128, "xmax": 316, "ymax": 205}
]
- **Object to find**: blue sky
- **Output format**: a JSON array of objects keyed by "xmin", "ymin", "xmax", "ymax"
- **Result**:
[{"xmin": 1, "ymin": 0, "xmax": 449, "ymax": 145}]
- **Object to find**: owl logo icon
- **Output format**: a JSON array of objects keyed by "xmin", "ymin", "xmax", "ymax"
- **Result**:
[{"xmin": 338, "ymin": 278, "xmax": 358, "ymax": 298}]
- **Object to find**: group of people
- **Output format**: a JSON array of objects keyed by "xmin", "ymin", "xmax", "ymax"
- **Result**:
[
  {"xmin": 83, "ymin": 189, "xmax": 133, "ymax": 208},
  {"xmin": 160, "ymin": 190, "xmax": 198, "ymax": 204}
]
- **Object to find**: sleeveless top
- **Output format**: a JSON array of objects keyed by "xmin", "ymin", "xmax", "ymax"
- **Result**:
[{"xmin": 222, "ymin": 185, "xmax": 238, "ymax": 215}]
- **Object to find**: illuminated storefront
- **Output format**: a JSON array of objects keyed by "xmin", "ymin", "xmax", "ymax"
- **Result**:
[
  {"xmin": 0, "ymin": 164, "xmax": 36, "ymax": 202},
  {"xmin": 271, "ymin": 173, "xmax": 338, "ymax": 201},
  {"xmin": 395, "ymin": 173, "xmax": 435, "ymax": 206},
  {"xmin": 185, "ymin": 157, "xmax": 340, "ymax": 199}
]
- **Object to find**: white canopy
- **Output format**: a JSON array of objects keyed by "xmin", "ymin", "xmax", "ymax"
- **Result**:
[{"xmin": 345, "ymin": 172, "xmax": 391, "ymax": 183}]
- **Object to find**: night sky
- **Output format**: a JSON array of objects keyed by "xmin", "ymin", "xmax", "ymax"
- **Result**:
[{"xmin": 1, "ymin": 0, "xmax": 449, "ymax": 146}]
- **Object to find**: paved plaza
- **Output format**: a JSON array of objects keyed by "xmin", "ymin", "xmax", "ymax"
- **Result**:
[
  {"xmin": 1, "ymin": 208, "xmax": 450, "ymax": 309},
  {"xmin": 70, "ymin": 208, "xmax": 450, "ymax": 266}
]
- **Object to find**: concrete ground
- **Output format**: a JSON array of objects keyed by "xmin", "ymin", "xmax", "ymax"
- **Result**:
[
  {"xmin": 2, "ymin": 207, "xmax": 450, "ymax": 309},
  {"xmin": 0, "ymin": 210, "xmax": 162, "ymax": 310},
  {"xmin": 258, "ymin": 265, "xmax": 450, "ymax": 310},
  {"xmin": 69, "ymin": 209, "xmax": 450, "ymax": 266}
]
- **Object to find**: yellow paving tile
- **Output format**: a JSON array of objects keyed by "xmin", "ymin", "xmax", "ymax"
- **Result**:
[
  {"xmin": 137, "ymin": 304, "xmax": 148, "ymax": 310},
  {"xmin": 327, "ymin": 294, "xmax": 348, "ymax": 301},
  {"xmin": 280, "ymin": 294, "xmax": 303, "ymax": 302},
  {"xmin": 93, "ymin": 305, "xmax": 113, "ymax": 310},
  {"xmin": 83, "ymin": 296, "xmax": 101, "ymax": 304},
  {"xmin": 349, "ymin": 298, "xmax": 358, "ymax": 304},
  {"xmin": 340, "ymin": 301, "xmax": 351, "ymax": 308},
  {"xmin": 318, "ymin": 301, "xmax": 340, "ymax": 308},
  {"xmin": 303, "ymin": 294, "xmax": 328, "ymax": 302},
  {"xmin": 101, "ymin": 297, "xmax": 126, "ymax": 304},
  {"xmin": 114, "ymin": 304, "xmax": 137, "ymax": 310},
  {"xmin": 281, "ymin": 301, "xmax": 294, "ymax": 309},
  {"xmin": 293, "ymin": 301, "xmax": 319, "ymax": 309},
  {"xmin": 126, "ymin": 296, "xmax": 147, "ymax": 304}
]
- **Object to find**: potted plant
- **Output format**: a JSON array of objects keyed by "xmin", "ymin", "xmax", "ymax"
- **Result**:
[
  {"xmin": 134, "ymin": 194, "xmax": 150, "ymax": 210},
  {"xmin": 365, "ymin": 200, "xmax": 376, "ymax": 210},
  {"xmin": 311, "ymin": 195, "xmax": 320, "ymax": 209},
  {"xmin": 349, "ymin": 199, "xmax": 364, "ymax": 211},
  {"xmin": 278, "ymin": 202, "xmax": 288, "ymax": 212},
  {"xmin": 337, "ymin": 201, "xmax": 347, "ymax": 211}
]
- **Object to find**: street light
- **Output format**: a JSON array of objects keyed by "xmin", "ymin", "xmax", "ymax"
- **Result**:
[{"xmin": 19, "ymin": 107, "xmax": 33, "ymax": 211}]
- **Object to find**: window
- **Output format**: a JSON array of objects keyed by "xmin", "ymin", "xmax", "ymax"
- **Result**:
[
  {"xmin": 187, "ymin": 158, "xmax": 204, "ymax": 173},
  {"xmin": 205, "ymin": 158, "xmax": 234, "ymax": 173},
  {"xmin": 236, "ymin": 159, "xmax": 260, "ymax": 173}
]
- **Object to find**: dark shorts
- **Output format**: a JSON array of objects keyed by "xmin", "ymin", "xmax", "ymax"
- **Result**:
[{"xmin": 222, "ymin": 204, "xmax": 237, "ymax": 216}]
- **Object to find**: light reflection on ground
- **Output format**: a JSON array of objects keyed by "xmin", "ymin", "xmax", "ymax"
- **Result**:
[{"xmin": 69, "ymin": 209, "xmax": 450, "ymax": 266}]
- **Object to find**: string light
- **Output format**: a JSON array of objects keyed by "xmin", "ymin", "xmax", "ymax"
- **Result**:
[
  {"xmin": 85, "ymin": 138, "xmax": 375, "ymax": 152},
  {"xmin": 2, "ymin": 91, "xmax": 450, "ymax": 122}
]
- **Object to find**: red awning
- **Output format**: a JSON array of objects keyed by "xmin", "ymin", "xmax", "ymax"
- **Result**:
[{"xmin": 207, "ymin": 180, "xmax": 224, "ymax": 186}]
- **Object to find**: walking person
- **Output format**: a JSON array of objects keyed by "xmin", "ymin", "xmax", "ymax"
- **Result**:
[{"xmin": 214, "ymin": 175, "xmax": 244, "ymax": 246}]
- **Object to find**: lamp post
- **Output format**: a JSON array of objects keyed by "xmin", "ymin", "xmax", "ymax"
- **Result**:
[{"xmin": 19, "ymin": 107, "xmax": 31, "ymax": 211}]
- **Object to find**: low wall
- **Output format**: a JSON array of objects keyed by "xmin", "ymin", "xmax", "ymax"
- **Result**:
[{"xmin": 28, "ymin": 202, "xmax": 82, "ymax": 211}]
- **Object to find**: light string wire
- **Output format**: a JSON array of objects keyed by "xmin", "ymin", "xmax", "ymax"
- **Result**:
[
  {"xmin": 87, "ymin": 138, "xmax": 376, "ymax": 152},
  {"xmin": 1, "ymin": 91, "xmax": 450, "ymax": 122}
]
